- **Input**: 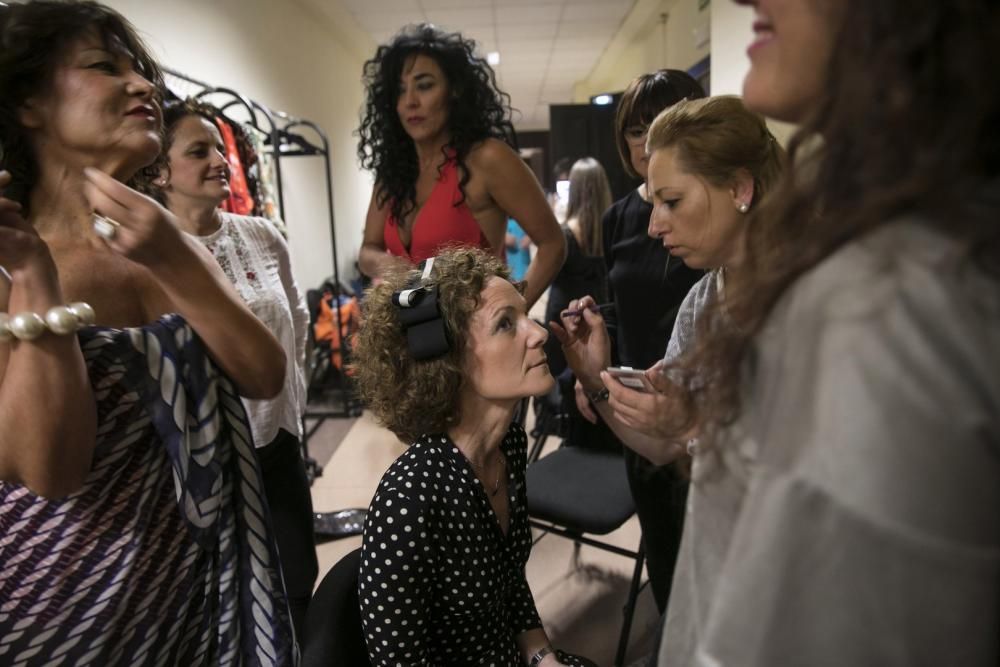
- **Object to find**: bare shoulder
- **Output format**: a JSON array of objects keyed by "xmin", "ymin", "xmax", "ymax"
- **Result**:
[{"xmin": 466, "ymin": 138, "xmax": 518, "ymax": 173}]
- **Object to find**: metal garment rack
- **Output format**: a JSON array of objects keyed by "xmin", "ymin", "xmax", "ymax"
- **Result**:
[{"xmin": 163, "ymin": 68, "xmax": 356, "ymax": 477}]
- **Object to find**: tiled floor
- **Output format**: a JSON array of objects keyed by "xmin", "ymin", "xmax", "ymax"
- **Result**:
[{"xmin": 307, "ymin": 410, "xmax": 660, "ymax": 666}]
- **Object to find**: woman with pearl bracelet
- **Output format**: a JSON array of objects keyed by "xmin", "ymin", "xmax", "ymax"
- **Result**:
[{"xmin": 0, "ymin": 1, "xmax": 295, "ymax": 663}]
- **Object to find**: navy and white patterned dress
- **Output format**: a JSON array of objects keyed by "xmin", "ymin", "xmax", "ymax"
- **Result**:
[
  {"xmin": 0, "ymin": 315, "xmax": 296, "ymax": 666},
  {"xmin": 359, "ymin": 423, "xmax": 593, "ymax": 667}
]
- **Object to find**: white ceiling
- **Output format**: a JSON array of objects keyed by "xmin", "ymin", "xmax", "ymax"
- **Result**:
[{"xmin": 338, "ymin": 0, "xmax": 637, "ymax": 130}]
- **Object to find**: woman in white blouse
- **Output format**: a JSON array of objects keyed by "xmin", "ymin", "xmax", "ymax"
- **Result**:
[{"xmin": 148, "ymin": 99, "xmax": 317, "ymax": 638}]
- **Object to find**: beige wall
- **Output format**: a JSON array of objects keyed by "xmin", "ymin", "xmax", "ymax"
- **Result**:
[
  {"xmin": 710, "ymin": 1, "xmax": 796, "ymax": 143},
  {"xmin": 576, "ymin": 0, "xmax": 795, "ymax": 143},
  {"xmin": 573, "ymin": 0, "xmax": 711, "ymax": 102},
  {"xmin": 709, "ymin": 0, "xmax": 752, "ymax": 95},
  {"xmin": 104, "ymin": 0, "xmax": 374, "ymax": 290}
]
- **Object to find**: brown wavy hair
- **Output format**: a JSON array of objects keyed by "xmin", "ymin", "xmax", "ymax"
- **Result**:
[
  {"xmin": 661, "ymin": 0, "xmax": 1000, "ymax": 445},
  {"xmin": 646, "ymin": 96, "xmax": 784, "ymax": 213},
  {"xmin": 351, "ymin": 247, "xmax": 512, "ymax": 443}
]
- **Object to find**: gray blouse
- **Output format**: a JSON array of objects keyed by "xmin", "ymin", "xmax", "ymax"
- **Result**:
[{"xmin": 659, "ymin": 219, "xmax": 1000, "ymax": 666}]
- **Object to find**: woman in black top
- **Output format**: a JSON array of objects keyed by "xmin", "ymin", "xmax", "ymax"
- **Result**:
[
  {"xmin": 592, "ymin": 71, "xmax": 705, "ymax": 615},
  {"xmin": 353, "ymin": 249, "xmax": 594, "ymax": 667},
  {"xmin": 543, "ymin": 157, "xmax": 612, "ymax": 378}
]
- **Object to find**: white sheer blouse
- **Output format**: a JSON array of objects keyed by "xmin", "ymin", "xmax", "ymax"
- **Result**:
[{"xmin": 193, "ymin": 212, "xmax": 309, "ymax": 447}]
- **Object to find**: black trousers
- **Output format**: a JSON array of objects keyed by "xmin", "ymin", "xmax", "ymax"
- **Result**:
[
  {"xmin": 258, "ymin": 428, "xmax": 319, "ymax": 641},
  {"xmin": 622, "ymin": 446, "xmax": 688, "ymax": 616}
]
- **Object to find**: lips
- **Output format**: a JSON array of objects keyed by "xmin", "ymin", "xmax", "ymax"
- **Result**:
[
  {"xmin": 125, "ymin": 104, "xmax": 156, "ymax": 120},
  {"xmin": 407, "ymin": 116, "xmax": 425, "ymax": 125},
  {"xmin": 748, "ymin": 18, "xmax": 775, "ymax": 55}
]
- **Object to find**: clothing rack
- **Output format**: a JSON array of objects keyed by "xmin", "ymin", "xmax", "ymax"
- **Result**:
[{"xmin": 163, "ymin": 68, "xmax": 356, "ymax": 477}]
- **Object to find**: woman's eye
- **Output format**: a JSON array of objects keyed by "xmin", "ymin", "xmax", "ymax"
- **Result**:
[
  {"xmin": 190, "ymin": 149, "xmax": 208, "ymax": 159},
  {"xmin": 495, "ymin": 316, "xmax": 512, "ymax": 333},
  {"xmin": 664, "ymin": 199, "xmax": 680, "ymax": 210},
  {"xmin": 417, "ymin": 82, "xmax": 434, "ymax": 91},
  {"xmin": 88, "ymin": 61, "xmax": 118, "ymax": 74}
]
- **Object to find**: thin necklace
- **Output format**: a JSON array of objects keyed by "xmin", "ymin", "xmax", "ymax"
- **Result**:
[{"xmin": 470, "ymin": 453, "xmax": 507, "ymax": 497}]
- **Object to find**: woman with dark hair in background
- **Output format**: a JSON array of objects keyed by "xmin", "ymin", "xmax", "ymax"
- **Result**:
[
  {"xmin": 543, "ymin": 157, "xmax": 612, "ymax": 380},
  {"xmin": 578, "ymin": 70, "xmax": 706, "ymax": 618},
  {"xmin": 541, "ymin": 157, "xmax": 615, "ymax": 448},
  {"xmin": 147, "ymin": 98, "xmax": 317, "ymax": 640},
  {"xmin": 357, "ymin": 23, "xmax": 565, "ymax": 308},
  {"xmin": 0, "ymin": 1, "xmax": 294, "ymax": 662}
]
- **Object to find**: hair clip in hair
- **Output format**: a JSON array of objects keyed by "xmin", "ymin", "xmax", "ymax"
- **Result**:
[{"xmin": 392, "ymin": 257, "xmax": 450, "ymax": 360}]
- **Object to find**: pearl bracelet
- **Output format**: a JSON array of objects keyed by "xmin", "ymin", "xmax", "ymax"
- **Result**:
[{"xmin": 0, "ymin": 302, "xmax": 96, "ymax": 342}]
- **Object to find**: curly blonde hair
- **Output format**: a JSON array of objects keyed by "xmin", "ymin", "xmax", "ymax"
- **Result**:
[{"xmin": 351, "ymin": 247, "xmax": 512, "ymax": 442}]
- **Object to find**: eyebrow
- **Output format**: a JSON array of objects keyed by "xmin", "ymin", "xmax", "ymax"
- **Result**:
[
  {"xmin": 490, "ymin": 304, "xmax": 516, "ymax": 320},
  {"xmin": 78, "ymin": 47, "xmax": 114, "ymax": 57},
  {"xmin": 652, "ymin": 187, "xmax": 680, "ymax": 199}
]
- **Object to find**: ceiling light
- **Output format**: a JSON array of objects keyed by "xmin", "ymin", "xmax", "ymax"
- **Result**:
[
  {"xmin": 487, "ymin": 51, "xmax": 501, "ymax": 66},
  {"xmin": 593, "ymin": 94, "xmax": 613, "ymax": 106}
]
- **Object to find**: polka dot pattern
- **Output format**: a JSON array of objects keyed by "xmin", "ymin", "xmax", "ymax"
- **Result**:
[{"xmin": 358, "ymin": 423, "xmax": 592, "ymax": 666}]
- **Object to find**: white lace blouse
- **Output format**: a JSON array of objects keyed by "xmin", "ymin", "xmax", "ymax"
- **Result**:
[{"xmin": 192, "ymin": 212, "xmax": 309, "ymax": 447}]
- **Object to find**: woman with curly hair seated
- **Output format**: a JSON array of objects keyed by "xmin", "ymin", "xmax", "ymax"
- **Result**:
[
  {"xmin": 352, "ymin": 248, "xmax": 594, "ymax": 667},
  {"xmin": 356, "ymin": 24, "xmax": 565, "ymax": 308}
]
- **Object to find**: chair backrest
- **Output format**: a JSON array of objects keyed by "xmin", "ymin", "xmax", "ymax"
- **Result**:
[{"xmin": 301, "ymin": 547, "xmax": 371, "ymax": 667}]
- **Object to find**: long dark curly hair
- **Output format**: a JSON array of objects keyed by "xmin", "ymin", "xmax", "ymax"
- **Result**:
[
  {"xmin": 0, "ymin": 0, "xmax": 162, "ymax": 209},
  {"xmin": 356, "ymin": 23, "xmax": 516, "ymax": 223},
  {"xmin": 662, "ymin": 0, "xmax": 1000, "ymax": 445}
]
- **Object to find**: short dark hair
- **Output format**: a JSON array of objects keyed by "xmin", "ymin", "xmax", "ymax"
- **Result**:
[
  {"xmin": 0, "ymin": 0, "xmax": 162, "ymax": 207},
  {"xmin": 614, "ymin": 69, "xmax": 706, "ymax": 179}
]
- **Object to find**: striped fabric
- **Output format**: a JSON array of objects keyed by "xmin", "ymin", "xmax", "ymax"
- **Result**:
[{"xmin": 0, "ymin": 315, "xmax": 296, "ymax": 666}]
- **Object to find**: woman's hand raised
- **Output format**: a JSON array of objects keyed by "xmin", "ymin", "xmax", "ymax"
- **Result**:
[
  {"xmin": 82, "ymin": 167, "xmax": 187, "ymax": 269},
  {"xmin": 548, "ymin": 294, "xmax": 611, "ymax": 392},
  {"xmin": 81, "ymin": 167, "xmax": 285, "ymax": 400}
]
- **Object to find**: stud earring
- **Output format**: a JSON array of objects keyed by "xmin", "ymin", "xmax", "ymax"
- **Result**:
[{"xmin": 738, "ymin": 202, "xmax": 749, "ymax": 213}]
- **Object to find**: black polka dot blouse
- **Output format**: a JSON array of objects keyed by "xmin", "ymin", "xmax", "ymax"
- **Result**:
[{"xmin": 359, "ymin": 423, "xmax": 591, "ymax": 666}]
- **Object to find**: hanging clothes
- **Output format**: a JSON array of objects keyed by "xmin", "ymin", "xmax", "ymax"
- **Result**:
[
  {"xmin": 216, "ymin": 117, "xmax": 255, "ymax": 216},
  {"xmin": 247, "ymin": 125, "xmax": 284, "ymax": 229}
]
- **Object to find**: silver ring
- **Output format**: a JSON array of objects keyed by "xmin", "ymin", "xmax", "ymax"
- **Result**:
[{"xmin": 92, "ymin": 214, "xmax": 120, "ymax": 240}]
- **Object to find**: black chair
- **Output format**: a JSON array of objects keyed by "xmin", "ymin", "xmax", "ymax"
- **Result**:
[
  {"xmin": 301, "ymin": 547, "xmax": 371, "ymax": 667},
  {"xmin": 526, "ymin": 429, "xmax": 646, "ymax": 667}
]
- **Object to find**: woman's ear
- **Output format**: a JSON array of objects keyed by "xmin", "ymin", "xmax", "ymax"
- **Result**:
[
  {"xmin": 730, "ymin": 168, "xmax": 755, "ymax": 213},
  {"xmin": 155, "ymin": 165, "xmax": 170, "ymax": 189},
  {"xmin": 17, "ymin": 98, "xmax": 44, "ymax": 130}
]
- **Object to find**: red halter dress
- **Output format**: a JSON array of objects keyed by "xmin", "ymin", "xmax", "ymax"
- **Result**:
[{"xmin": 383, "ymin": 159, "xmax": 499, "ymax": 263}]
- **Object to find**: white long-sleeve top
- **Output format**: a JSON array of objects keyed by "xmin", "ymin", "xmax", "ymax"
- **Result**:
[
  {"xmin": 659, "ymin": 217, "xmax": 1000, "ymax": 666},
  {"xmin": 192, "ymin": 212, "xmax": 309, "ymax": 447}
]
